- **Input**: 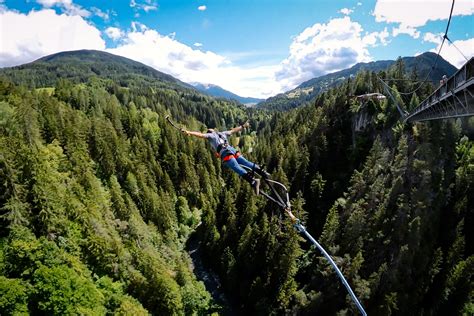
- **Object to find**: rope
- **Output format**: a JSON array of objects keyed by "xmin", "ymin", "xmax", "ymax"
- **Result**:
[
  {"xmin": 383, "ymin": 78, "xmax": 433, "ymax": 82},
  {"xmin": 294, "ymin": 221, "xmax": 368, "ymax": 316},
  {"xmin": 378, "ymin": 77, "xmax": 408, "ymax": 118},
  {"xmin": 240, "ymin": 175, "xmax": 369, "ymax": 314},
  {"xmin": 444, "ymin": 0, "xmax": 455, "ymax": 36},
  {"xmin": 246, "ymin": 168, "xmax": 368, "ymax": 315},
  {"xmin": 379, "ymin": 0, "xmax": 455, "ymax": 96},
  {"xmin": 446, "ymin": 36, "xmax": 470, "ymax": 62}
]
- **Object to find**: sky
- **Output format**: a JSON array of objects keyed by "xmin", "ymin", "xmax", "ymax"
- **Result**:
[{"xmin": 0, "ymin": 0, "xmax": 473, "ymax": 98}]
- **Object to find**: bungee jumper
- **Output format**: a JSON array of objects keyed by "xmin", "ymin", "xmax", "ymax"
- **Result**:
[
  {"xmin": 165, "ymin": 115, "xmax": 366, "ymax": 315},
  {"xmin": 168, "ymin": 117, "xmax": 269, "ymax": 195}
]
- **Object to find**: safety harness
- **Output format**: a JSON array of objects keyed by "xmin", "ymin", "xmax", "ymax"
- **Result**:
[
  {"xmin": 214, "ymin": 132, "xmax": 240, "ymax": 161},
  {"xmin": 222, "ymin": 151, "xmax": 241, "ymax": 162}
]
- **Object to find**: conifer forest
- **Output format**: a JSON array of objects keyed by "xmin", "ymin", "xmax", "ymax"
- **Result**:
[{"xmin": 0, "ymin": 52, "xmax": 472, "ymax": 315}]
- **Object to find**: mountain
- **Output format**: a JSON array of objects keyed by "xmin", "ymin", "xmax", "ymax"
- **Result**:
[
  {"xmin": 0, "ymin": 49, "xmax": 193, "ymax": 90},
  {"xmin": 191, "ymin": 82, "xmax": 263, "ymax": 105},
  {"xmin": 258, "ymin": 52, "xmax": 458, "ymax": 110},
  {"xmin": 0, "ymin": 49, "xmax": 249, "ymax": 131}
]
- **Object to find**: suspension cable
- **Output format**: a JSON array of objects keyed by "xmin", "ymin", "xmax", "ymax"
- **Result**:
[
  {"xmin": 379, "ymin": 0, "xmax": 456, "ymax": 96},
  {"xmin": 378, "ymin": 77, "xmax": 408, "ymax": 118},
  {"xmin": 446, "ymin": 36, "xmax": 470, "ymax": 62}
]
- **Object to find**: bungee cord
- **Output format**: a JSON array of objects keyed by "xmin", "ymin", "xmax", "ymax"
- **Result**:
[
  {"xmin": 293, "ymin": 221, "xmax": 367, "ymax": 316},
  {"xmin": 241, "ymin": 164, "xmax": 368, "ymax": 316}
]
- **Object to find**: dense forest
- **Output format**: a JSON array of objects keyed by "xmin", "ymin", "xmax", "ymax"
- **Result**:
[{"xmin": 0, "ymin": 51, "xmax": 472, "ymax": 315}]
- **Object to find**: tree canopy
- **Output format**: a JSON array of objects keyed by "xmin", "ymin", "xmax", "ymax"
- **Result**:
[{"xmin": 0, "ymin": 53, "xmax": 472, "ymax": 315}]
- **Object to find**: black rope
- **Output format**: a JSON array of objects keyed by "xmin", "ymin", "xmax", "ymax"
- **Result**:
[
  {"xmin": 378, "ymin": 77, "xmax": 408, "ymax": 117},
  {"xmin": 446, "ymin": 35, "xmax": 470, "ymax": 62},
  {"xmin": 379, "ymin": 0, "xmax": 456, "ymax": 96},
  {"xmin": 444, "ymin": 0, "xmax": 456, "ymax": 36},
  {"xmin": 383, "ymin": 78, "xmax": 434, "ymax": 82}
]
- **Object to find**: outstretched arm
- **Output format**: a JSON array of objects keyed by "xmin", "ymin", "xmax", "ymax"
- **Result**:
[
  {"xmin": 229, "ymin": 121, "xmax": 250, "ymax": 134},
  {"xmin": 183, "ymin": 130, "xmax": 207, "ymax": 139}
]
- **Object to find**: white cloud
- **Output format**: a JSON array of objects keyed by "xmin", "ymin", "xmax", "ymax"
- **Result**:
[
  {"xmin": 198, "ymin": 5, "xmax": 207, "ymax": 11},
  {"xmin": 130, "ymin": 0, "xmax": 157, "ymax": 12},
  {"xmin": 91, "ymin": 7, "xmax": 109, "ymax": 20},
  {"xmin": 374, "ymin": 0, "xmax": 474, "ymax": 28},
  {"xmin": 131, "ymin": 21, "xmax": 148, "ymax": 32},
  {"xmin": 37, "ymin": 0, "xmax": 66, "ymax": 6},
  {"xmin": 106, "ymin": 26, "xmax": 227, "ymax": 77},
  {"xmin": 142, "ymin": 5, "xmax": 157, "ymax": 12},
  {"xmin": 423, "ymin": 32, "xmax": 443, "ymax": 45},
  {"xmin": 378, "ymin": 28, "xmax": 390, "ymax": 45},
  {"xmin": 339, "ymin": 8, "xmax": 353, "ymax": 15},
  {"xmin": 275, "ymin": 17, "xmax": 382, "ymax": 91},
  {"xmin": 36, "ymin": 0, "xmax": 90, "ymax": 17},
  {"xmin": 357, "ymin": 2, "xmax": 362, "ymax": 6},
  {"xmin": 363, "ymin": 27, "xmax": 389, "ymax": 46},
  {"xmin": 392, "ymin": 24, "xmax": 420, "ymax": 39},
  {"xmin": 0, "ymin": 8, "xmax": 105, "ymax": 67},
  {"xmin": 106, "ymin": 26, "xmax": 227, "ymax": 75},
  {"xmin": 194, "ymin": 42, "xmax": 203, "ymax": 47},
  {"xmin": 105, "ymin": 27, "xmax": 123, "ymax": 41},
  {"xmin": 431, "ymin": 38, "xmax": 474, "ymax": 68}
]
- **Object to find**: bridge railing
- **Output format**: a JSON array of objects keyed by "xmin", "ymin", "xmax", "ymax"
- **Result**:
[{"xmin": 404, "ymin": 57, "xmax": 473, "ymax": 122}]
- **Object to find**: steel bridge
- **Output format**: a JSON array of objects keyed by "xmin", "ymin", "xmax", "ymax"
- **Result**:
[{"xmin": 403, "ymin": 57, "xmax": 474, "ymax": 123}]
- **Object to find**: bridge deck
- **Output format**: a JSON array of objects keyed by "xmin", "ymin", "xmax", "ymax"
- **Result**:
[{"xmin": 404, "ymin": 57, "xmax": 474, "ymax": 123}]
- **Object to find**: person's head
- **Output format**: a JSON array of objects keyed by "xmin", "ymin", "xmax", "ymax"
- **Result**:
[{"xmin": 207, "ymin": 128, "xmax": 215, "ymax": 133}]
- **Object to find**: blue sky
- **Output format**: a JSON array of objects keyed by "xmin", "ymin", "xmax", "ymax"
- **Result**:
[{"xmin": 1, "ymin": 0, "xmax": 473, "ymax": 98}]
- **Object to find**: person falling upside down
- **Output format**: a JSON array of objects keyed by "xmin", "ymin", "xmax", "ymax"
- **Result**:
[{"xmin": 182, "ymin": 121, "xmax": 270, "ymax": 195}]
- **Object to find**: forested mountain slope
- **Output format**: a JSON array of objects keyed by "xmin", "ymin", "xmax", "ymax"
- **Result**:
[
  {"xmin": 258, "ymin": 52, "xmax": 457, "ymax": 111},
  {"xmin": 0, "ymin": 51, "xmax": 472, "ymax": 315},
  {"xmin": 0, "ymin": 49, "xmax": 192, "ymax": 91},
  {"xmin": 0, "ymin": 78, "xmax": 225, "ymax": 314}
]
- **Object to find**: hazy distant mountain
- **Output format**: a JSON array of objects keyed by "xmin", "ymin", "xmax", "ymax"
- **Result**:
[
  {"xmin": 191, "ymin": 82, "xmax": 263, "ymax": 105},
  {"xmin": 258, "ymin": 52, "xmax": 458, "ymax": 110}
]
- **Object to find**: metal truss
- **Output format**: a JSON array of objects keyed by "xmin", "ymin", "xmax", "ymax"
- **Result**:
[{"xmin": 404, "ymin": 57, "xmax": 474, "ymax": 123}]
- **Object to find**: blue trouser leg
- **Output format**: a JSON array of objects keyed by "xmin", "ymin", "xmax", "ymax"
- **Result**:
[
  {"xmin": 223, "ymin": 156, "xmax": 248, "ymax": 177},
  {"xmin": 236, "ymin": 155, "xmax": 259, "ymax": 171}
]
